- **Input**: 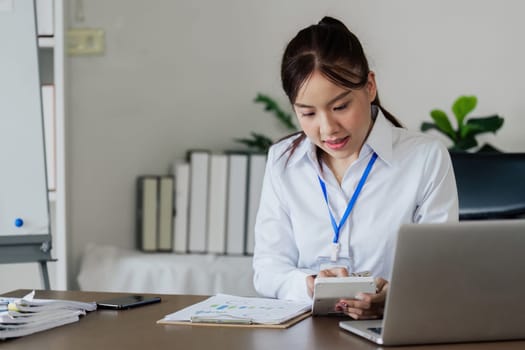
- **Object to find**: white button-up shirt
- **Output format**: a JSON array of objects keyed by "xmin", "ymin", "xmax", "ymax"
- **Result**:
[{"xmin": 252, "ymin": 110, "xmax": 459, "ymax": 302}]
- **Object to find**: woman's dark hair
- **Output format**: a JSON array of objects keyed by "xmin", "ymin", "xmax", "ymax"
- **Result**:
[{"xmin": 280, "ymin": 16, "xmax": 402, "ymax": 157}]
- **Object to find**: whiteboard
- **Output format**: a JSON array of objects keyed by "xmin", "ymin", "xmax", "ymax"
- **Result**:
[{"xmin": 0, "ymin": 0, "xmax": 50, "ymax": 247}]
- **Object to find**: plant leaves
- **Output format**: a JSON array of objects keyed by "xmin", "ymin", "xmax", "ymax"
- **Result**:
[
  {"xmin": 254, "ymin": 93, "xmax": 297, "ymax": 130},
  {"xmin": 420, "ymin": 121, "xmax": 456, "ymax": 143},
  {"xmin": 421, "ymin": 95, "xmax": 505, "ymax": 152},
  {"xmin": 420, "ymin": 121, "xmax": 437, "ymax": 132},
  {"xmin": 454, "ymin": 136, "xmax": 478, "ymax": 151},
  {"xmin": 429, "ymin": 109, "xmax": 456, "ymax": 140},
  {"xmin": 477, "ymin": 143, "xmax": 502, "ymax": 153},
  {"xmin": 249, "ymin": 131, "xmax": 274, "ymax": 144},
  {"xmin": 234, "ymin": 93, "xmax": 297, "ymax": 152},
  {"xmin": 234, "ymin": 132, "xmax": 273, "ymax": 152},
  {"xmin": 452, "ymin": 95, "xmax": 477, "ymax": 128},
  {"xmin": 460, "ymin": 115, "xmax": 504, "ymax": 138}
]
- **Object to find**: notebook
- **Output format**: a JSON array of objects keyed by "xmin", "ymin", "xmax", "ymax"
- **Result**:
[{"xmin": 339, "ymin": 219, "xmax": 525, "ymax": 346}]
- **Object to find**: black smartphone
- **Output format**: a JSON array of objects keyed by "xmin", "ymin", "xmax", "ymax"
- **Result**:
[{"xmin": 96, "ymin": 295, "xmax": 161, "ymax": 310}]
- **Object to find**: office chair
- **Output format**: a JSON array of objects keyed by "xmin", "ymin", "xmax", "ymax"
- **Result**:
[{"xmin": 450, "ymin": 152, "xmax": 525, "ymax": 220}]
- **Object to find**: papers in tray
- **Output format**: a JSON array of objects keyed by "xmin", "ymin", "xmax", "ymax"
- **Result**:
[
  {"xmin": 0, "ymin": 290, "xmax": 96, "ymax": 340},
  {"xmin": 157, "ymin": 294, "xmax": 311, "ymax": 328}
]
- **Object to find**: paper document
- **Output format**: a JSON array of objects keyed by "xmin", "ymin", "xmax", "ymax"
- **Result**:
[
  {"xmin": 159, "ymin": 294, "xmax": 311, "ymax": 325},
  {"xmin": 0, "ymin": 290, "xmax": 96, "ymax": 340}
]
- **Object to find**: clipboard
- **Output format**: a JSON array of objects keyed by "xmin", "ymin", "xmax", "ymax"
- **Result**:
[
  {"xmin": 156, "ymin": 294, "xmax": 312, "ymax": 329},
  {"xmin": 156, "ymin": 310, "xmax": 311, "ymax": 329}
]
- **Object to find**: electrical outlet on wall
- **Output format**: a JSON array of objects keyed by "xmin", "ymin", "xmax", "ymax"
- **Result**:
[{"xmin": 67, "ymin": 28, "xmax": 105, "ymax": 56}]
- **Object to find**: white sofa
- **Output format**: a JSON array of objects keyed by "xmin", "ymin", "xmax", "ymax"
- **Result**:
[{"xmin": 77, "ymin": 244, "xmax": 256, "ymax": 296}]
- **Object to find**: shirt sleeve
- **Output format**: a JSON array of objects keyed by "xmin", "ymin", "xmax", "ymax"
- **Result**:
[
  {"xmin": 413, "ymin": 141, "xmax": 459, "ymax": 223},
  {"xmin": 252, "ymin": 146, "xmax": 315, "ymax": 303}
]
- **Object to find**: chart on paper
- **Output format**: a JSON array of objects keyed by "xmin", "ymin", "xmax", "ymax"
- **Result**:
[{"xmin": 161, "ymin": 294, "xmax": 311, "ymax": 325}]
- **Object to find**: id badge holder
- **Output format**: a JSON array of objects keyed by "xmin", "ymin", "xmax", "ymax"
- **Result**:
[{"xmin": 317, "ymin": 242, "xmax": 351, "ymax": 272}]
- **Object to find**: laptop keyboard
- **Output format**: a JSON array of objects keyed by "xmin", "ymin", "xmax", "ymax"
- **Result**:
[{"xmin": 368, "ymin": 327, "xmax": 383, "ymax": 335}]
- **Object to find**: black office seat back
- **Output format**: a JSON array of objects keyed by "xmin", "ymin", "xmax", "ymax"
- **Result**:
[{"xmin": 450, "ymin": 152, "xmax": 525, "ymax": 220}]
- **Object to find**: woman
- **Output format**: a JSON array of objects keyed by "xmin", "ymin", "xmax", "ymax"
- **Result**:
[{"xmin": 252, "ymin": 16, "xmax": 458, "ymax": 319}]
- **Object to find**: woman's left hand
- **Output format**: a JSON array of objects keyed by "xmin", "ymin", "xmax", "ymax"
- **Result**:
[{"xmin": 335, "ymin": 277, "xmax": 389, "ymax": 320}]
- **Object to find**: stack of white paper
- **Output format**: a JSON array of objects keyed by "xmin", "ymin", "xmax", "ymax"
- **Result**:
[{"xmin": 0, "ymin": 291, "xmax": 96, "ymax": 340}]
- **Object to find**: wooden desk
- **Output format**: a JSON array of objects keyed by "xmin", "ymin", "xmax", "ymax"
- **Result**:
[{"xmin": 2, "ymin": 290, "xmax": 524, "ymax": 350}]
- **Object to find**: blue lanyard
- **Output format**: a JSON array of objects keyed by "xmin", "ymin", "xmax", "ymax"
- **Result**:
[{"xmin": 318, "ymin": 152, "xmax": 378, "ymax": 246}]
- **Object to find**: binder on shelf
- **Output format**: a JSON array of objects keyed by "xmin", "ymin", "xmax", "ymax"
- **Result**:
[
  {"xmin": 36, "ymin": 0, "xmax": 54, "ymax": 37},
  {"xmin": 245, "ymin": 153, "xmax": 267, "ymax": 255},
  {"xmin": 158, "ymin": 176, "xmax": 174, "ymax": 251},
  {"xmin": 225, "ymin": 152, "xmax": 249, "ymax": 255},
  {"xmin": 206, "ymin": 154, "xmax": 228, "ymax": 254},
  {"xmin": 42, "ymin": 84, "xmax": 56, "ymax": 191},
  {"xmin": 173, "ymin": 162, "xmax": 190, "ymax": 254},
  {"xmin": 188, "ymin": 150, "xmax": 210, "ymax": 253},
  {"xmin": 136, "ymin": 176, "xmax": 158, "ymax": 252}
]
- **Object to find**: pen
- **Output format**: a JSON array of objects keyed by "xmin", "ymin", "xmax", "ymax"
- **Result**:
[{"xmin": 190, "ymin": 315, "xmax": 253, "ymax": 325}]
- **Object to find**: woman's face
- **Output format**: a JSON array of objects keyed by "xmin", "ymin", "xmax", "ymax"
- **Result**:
[{"xmin": 293, "ymin": 70, "xmax": 377, "ymax": 167}]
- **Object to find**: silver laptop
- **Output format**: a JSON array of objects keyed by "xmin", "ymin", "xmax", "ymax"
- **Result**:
[{"xmin": 339, "ymin": 220, "xmax": 525, "ymax": 346}]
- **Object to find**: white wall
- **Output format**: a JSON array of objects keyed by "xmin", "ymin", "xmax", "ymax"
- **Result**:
[{"xmin": 62, "ymin": 0, "xmax": 525, "ymax": 289}]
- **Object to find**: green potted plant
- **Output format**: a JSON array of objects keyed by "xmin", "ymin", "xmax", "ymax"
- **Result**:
[
  {"xmin": 235, "ymin": 93, "xmax": 297, "ymax": 153},
  {"xmin": 420, "ymin": 95, "xmax": 504, "ymax": 152}
]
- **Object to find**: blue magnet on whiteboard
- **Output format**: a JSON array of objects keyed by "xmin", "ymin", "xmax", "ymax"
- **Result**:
[{"xmin": 14, "ymin": 218, "xmax": 24, "ymax": 227}]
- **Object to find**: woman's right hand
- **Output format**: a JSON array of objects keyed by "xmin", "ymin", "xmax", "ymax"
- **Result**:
[
  {"xmin": 306, "ymin": 267, "xmax": 349, "ymax": 297},
  {"xmin": 335, "ymin": 277, "xmax": 389, "ymax": 320}
]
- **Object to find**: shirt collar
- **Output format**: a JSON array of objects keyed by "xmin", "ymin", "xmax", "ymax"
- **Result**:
[
  {"xmin": 281, "ymin": 134, "xmax": 315, "ymax": 169},
  {"xmin": 364, "ymin": 107, "xmax": 393, "ymax": 166},
  {"xmin": 285, "ymin": 106, "xmax": 395, "ymax": 168}
]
